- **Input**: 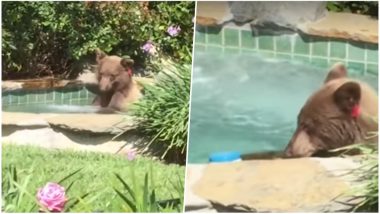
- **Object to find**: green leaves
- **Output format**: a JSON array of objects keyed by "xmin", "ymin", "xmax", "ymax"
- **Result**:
[
  {"xmin": 131, "ymin": 60, "xmax": 190, "ymax": 163},
  {"xmin": 113, "ymin": 166, "xmax": 183, "ymax": 212},
  {"xmin": 2, "ymin": 1, "xmax": 195, "ymax": 79}
]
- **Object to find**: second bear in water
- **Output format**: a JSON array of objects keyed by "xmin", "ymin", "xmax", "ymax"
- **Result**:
[{"xmin": 93, "ymin": 49, "xmax": 142, "ymax": 112}]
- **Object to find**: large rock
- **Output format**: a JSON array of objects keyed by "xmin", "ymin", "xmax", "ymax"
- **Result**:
[
  {"xmin": 228, "ymin": 1, "xmax": 327, "ymax": 29},
  {"xmin": 298, "ymin": 12, "xmax": 378, "ymax": 44}
]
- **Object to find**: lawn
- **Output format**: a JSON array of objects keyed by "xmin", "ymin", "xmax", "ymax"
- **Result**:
[{"xmin": 2, "ymin": 144, "xmax": 185, "ymax": 212}]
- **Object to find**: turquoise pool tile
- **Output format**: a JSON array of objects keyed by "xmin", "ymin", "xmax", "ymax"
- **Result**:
[
  {"xmin": 240, "ymin": 30, "xmax": 256, "ymax": 49},
  {"xmin": 294, "ymin": 55, "xmax": 310, "ymax": 63},
  {"xmin": 329, "ymin": 41, "xmax": 346, "ymax": 59},
  {"xmin": 18, "ymin": 94, "xmax": 27, "ymax": 104},
  {"xmin": 53, "ymin": 91, "xmax": 62, "ymax": 102},
  {"xmin": 79, "ymin": 89, "xmax": 87, "ymax": 99},
  {"xmin": 28, "ymin": 94, "xmax": 37, "ymax": 103},
  {"xmin": 88, "ymin": 95, "xmax": 96, "ymax": 101},
  {"xmin": 224, "ymin": 47, "xmax": 240, "ymax": 55},
  {"xmin": 79, "ymin": 99, "xmax": 89, "ymax": 105},
  {"xmin": 367, "ymin": 63, "xmax": 378, "ymax": 75},
  {"xmin": 366, "ymin": 43, "xmax": 378, "ymax": 63},
  {"xmin": 348, "ymin": 41, "xmax": 365, "ymax": 61},
  {"xmin": 206, "ymin": 45, "xmax": 223, "ymax": 54},
  {"xmin": 195, "ymin": 27, "xmax": 206, "ymax": 44},
  {"xmin": 206, "ymin": 27, "xmax": 222, "ymax": 45},
  {"xmin": 294, "ymin": 36, "xmax": 310, "ymax": 55},
  {"xmin": 224, "ymin": 28, "xmax": 239, "ymax": 47},
  {"xmin": 195, "ymin": 44, "xmax": 206, "ymax": 52},
  {"xmin": 63, "ymin": 92, "xmax": 71, "ymax": 102},
  {"xmin": 348, "ymin": 62, "xmax": 365, "ymax": 75},
  {"xmin": 276, "ymin": 53, "xmax": 292, "ymax": 60},
  {"xmin": 328, "ymin": 59, "xmax": 343, "ymax": 68},
  {"xmin": 8, "ymin": 94, "xmax": 17, "ymax": 104},
  {"xmin": 46, "ymin": 91, "xmax": 54, "ymax": 101},
  {"xmin": 311, "ymin": 57, "xmax": 328, "ymax": 69},
  {"xmin": 241, "ymin": 49, "xmax": 257, "ymax": 55},
  {"xmin": 71, "ymin": 99, "xmax": 80, "ymax": 105},
  {"xmin": 312, "ymin": 41, "xmax": 328, "ymax": 57},
  {"xmin": 37, "ymin": 93, "xmax": 46, "ymax": 102},
  {"xmin": 276, "ymin": 36, "xmax": 291, "ymax": 53},
  {"xmin": 260, "ymin": 52, "xmax": 275, "ymax": 58},
  {"xmin": 258, "ymin": 36, "xmax": 274, "ymax": 51},
  {"xmin": 72, "ymin": 91, "xmax": 79, "ymax": 99},
  {"xmin": 2, "ymin": 96, "xmax": 9, "ymax": 105}
]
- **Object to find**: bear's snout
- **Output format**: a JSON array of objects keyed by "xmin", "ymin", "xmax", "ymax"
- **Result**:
[{"xmin": 99, "ymin": 77, "xmax": 113, "ymax": 92}]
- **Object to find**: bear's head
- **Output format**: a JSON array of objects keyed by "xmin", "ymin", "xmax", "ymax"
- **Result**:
[
  {"xmin": 284, "ymin": 81, "xmax": 362, "ymax": 158},
  {"xmin": 95, "ymin": 49, "xmax": 134, "ymax": 93}
]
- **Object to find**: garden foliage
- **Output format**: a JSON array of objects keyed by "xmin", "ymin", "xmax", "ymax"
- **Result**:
[{"xmin": 2, "ymin": 1, "xmax": 194, "ymax": 79}]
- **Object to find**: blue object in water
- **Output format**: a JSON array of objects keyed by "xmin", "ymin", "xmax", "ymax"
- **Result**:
[{"xmin": 209, "ymin": 151, "xmax": 241, "ymax": 163}]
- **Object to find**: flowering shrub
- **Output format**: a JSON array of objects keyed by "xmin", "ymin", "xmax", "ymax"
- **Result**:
[{"xmin": 2, "ymin": 1, "xmax": 194, "ymax": 79}]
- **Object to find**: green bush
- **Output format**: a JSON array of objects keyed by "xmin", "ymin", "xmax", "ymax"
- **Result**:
[
  {"xmin": 326, "ymin": 1, "xmax": 378, "ymax": 17},
  {"xmin": 339, "ymin": 143, "xmax": 378, "ymax": 212},
  {"xmin": 2, "ymin": 1, "xmax": 194, "ymax": 80},
  {"xmin": 131, "ymin": 59, "xmax": 191, "ymax": 164}
]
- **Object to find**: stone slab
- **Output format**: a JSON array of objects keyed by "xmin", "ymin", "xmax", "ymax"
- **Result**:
[
  {"xmin": 2, "ymin": 112, "xmax": 55, "ymax": 127},
  {"xmin": 185, "ymin": 164, "xmax": 212, "ymax": 212},
  {"xmin": 45, "ymin": 113, "xmax": 136, "ymax": 134},
  {"xmin": 2, "ymin": 127, "xmax": 136, "ymax": 155},
  {"xmin": 192, "ymin": 158, "xmax": 359, "ymax": 212},
  {"xmin": 2, "ymin": 112, "xmax": 136, "ymax": 134},
  {"xmin": 299, "ymin": 12, "xmax": 378, "ymax": 44}
]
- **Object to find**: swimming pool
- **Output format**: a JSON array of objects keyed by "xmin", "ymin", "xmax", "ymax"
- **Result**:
[
  {"xmin": 2, "ymin": 85, "xmax": 100, "ymax": 114},
  {"xmin": 188, "ymin": 53, "xmax": 378, "ymax": 163}
]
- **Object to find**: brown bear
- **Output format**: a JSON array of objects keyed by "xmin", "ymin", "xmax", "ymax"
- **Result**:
[
  {"xmin": 92, "ymin": 49, "xmax": 142, "ymax": 113},
  {"xmin": 284, "ymin": 62, "xmax": 378, "ymax": 157}
]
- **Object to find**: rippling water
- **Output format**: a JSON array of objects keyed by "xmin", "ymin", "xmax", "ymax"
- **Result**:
[{"xmin": 188, "ymin": 53, "xmax": 378, "ymax": 163}]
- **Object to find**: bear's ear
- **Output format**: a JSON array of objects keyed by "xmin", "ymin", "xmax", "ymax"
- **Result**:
[
  {"xmin": 95, "ymin": 48, "xmax": 107, "ymax": 62},
  {"xmin": 333, "ymin": 82, "xmax": 361, "ymax": 114},
  {"xmin": 120, "ymin": 58, "xmax": 134, "ymax": 69},
  {"xmin": 324, "ymin": 62, "xmax": 347, "ymax": 84}
]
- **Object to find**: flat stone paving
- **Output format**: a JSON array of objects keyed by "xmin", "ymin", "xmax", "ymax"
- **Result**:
[
  {"xmin": 299, "ymin": 12, "xmax": 378, "ymax": 44},
  {"xmin": 3, "ymin": 112, "xmax": 135, "ymax": 134},
  {"xmin": 2, "ymin": 112, "xmax": 138, "ymax": 155},
  {"xmin": 186, "ymin": 157, "xmax": 363, "ymax": 212}
]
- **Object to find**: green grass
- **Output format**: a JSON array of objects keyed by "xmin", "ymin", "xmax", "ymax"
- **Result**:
[{"xmin": 2, "ymin": 144, "xmax": 185, "ymax": 212}]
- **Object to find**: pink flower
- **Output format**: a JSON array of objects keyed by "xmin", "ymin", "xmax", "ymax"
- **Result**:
[
  {"xmin": 37, "ymin": 182, "xmax": 67, "ymax": 212},
  {"xmin": 141, "ymin": 41, "xmax": 156, "ymax": 55},
  {"xmin": 127, "ymin": 150, "xmax": 137, "ymax": 161},
  {"xmin": 167, "ymin": 25, "xmax": 181, "ymax": 37}
]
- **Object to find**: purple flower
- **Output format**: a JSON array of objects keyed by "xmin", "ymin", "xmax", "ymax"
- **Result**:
[
  {"xmin": 141, "ymin": 41, "xmax": 156, "ymax": 55},
  {"xmin": 127, "ymin": 150, "xmax": 136, "ymax": 161},
  {"xmin": 167, "ymin": 25, "xmax": 181, "ymax": 37}
]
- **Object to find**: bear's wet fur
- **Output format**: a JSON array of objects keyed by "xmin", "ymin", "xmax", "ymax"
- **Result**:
[{"xmin": 284, "ymin": 62, "xmax": 378, "ymax": 158}]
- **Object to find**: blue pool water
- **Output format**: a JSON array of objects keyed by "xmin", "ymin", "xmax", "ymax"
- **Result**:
[{"xmin": 188, "ymin": 53, "xmax": 378, "ymax": 163}]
